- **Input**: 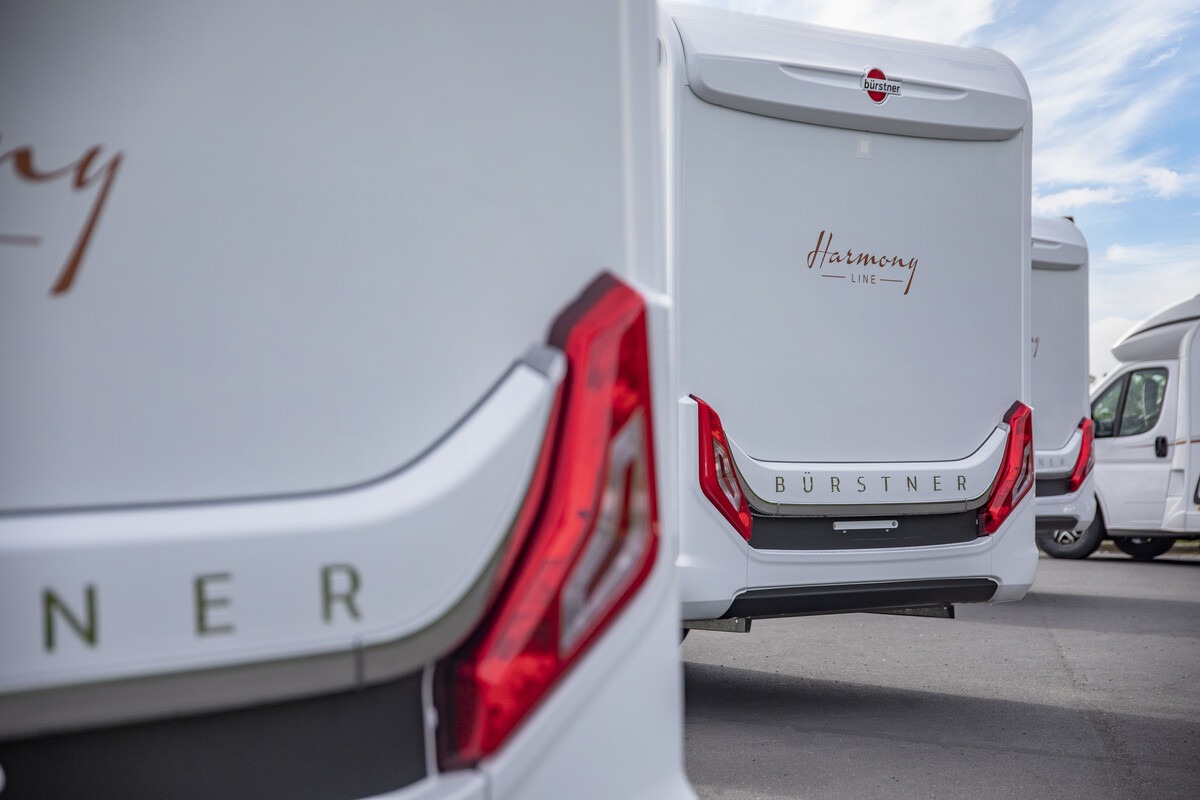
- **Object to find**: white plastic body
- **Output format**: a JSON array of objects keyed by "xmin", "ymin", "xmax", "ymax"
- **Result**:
[
  {"xmin": 1163, "ymin": 324, "xmax": 1200, "ymax": 534},
  {"xmin": 1094, "ymin": 294, "xmax": 1200, "ymax": 536},
  {"xmin": 677, "ymin": 400, "xmax": 1037, "ymax": 621},
  {"xmin": 1093, "ymin": 294, "xmax": 1200, "ymax": 536},
  {"xmin": 1030, "ymin": 215, "xmax": 1095, "ymax": 533},
  {"xmin": 0, "ymin": 2, "xmax": 694, "ymax": 798},
  {"xmin": 659, "ymin": 4, "xmax": 1036, "ymax": 619},
  {"xmin": 1093, "ymin": 361, "xmax": 1179, "ymax": 533},
  {"xmin": 1033, "ymin": 470, "xmax": 1097, "ymax": 535}
]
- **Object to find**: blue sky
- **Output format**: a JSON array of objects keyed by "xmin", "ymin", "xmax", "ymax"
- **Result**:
[{"xmin": 683, "ymin": 0, "xmax": 1200, "ymax": 380}]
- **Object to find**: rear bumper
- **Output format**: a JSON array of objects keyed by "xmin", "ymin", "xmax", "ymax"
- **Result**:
[
  {"xmin": 1033, "ymin": 471, "xmax": 1096, "ymax": 533},
  {"xmin": 0, "ymin": 674, "xmax": 428, "ymax": 800},
  {"xmin": 724, "ymin": 578, "xmax": 997, "ymax": 619},
  {"xmin": 680, "ymin": 496, "xmax": 1037, "ymax": 619}
]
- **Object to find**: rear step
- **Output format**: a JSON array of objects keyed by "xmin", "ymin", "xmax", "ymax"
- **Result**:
[
  {"xmin": 684, "ymin": 602, "xmax": 958, "ymax": 633},
  {"xmin": 722, "ymin": 579, "xmax": 997, "ymax": 620}
]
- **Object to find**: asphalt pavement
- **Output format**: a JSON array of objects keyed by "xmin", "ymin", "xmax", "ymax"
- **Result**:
[{"xmin": 682, "ymin": 549, "xmax": 1200, "ymax": 799}]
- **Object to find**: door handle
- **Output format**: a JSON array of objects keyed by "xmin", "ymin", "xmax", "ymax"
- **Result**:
[{"xmin": 1155, "ymin": 436, "xmax": 1168, "ymax": 458}]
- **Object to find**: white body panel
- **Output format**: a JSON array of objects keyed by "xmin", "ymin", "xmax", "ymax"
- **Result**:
[
  {"xmin": 676, "ymin": 403, "xmax": 1037, "ymax": 622},
  {"xmin": 1030, "ymin": 216, "xmax": 1095, "ymax": 533},
  {"xmin": 1164, "ymin": 324, "xmax": 1200, "ymax": 533},
  {"xmin": 0, "ymin": 364, "xmax": 556, "ymax": 699},
  {"xmin": 0, "ymin": 2, "xmax": 693, "ymax": 798},
  {"xmin": 1034, "ymin": 472, "xmax": 1097, "ymax": 533},
  {"xmin": 661, "ymin": 3, "xmax": 1035, "ymax": 620},
  {"xmin": 0, "ymin": 2, "xmax": 657, "ymax": 513},
  {"xmin": 1094, "ymin": 295, "xmax": 1200, "ymax": 537},
  {"xmin": 1093, "ymin": 360, "xmax": 1178, "ymax": 532}
]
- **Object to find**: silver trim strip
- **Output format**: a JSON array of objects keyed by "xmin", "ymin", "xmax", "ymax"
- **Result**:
[{"xmin": 832, "ymin": 519, "xmax": 898, "ymax": 531}]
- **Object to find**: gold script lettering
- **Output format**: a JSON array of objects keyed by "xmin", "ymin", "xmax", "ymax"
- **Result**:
[
  {"xmin": 0, "ymin": 138, "xmax": 123, "ymax": 295},
  {"xmin": 805, "ymin": 229, "xmax": 919, "ymax": 295}
]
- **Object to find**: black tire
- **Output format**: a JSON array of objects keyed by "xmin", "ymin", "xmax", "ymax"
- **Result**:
[
  {"xmin": 1111, "ymin": 535, "xmax": 1176, "ymax": 560},
  {"xmin": 1036, "ymin": 515, "xmax": 1103, "ymax": 559},
  {"xmin": 680, "ymin": 628, "xmax": 690, "ymax": 643}
]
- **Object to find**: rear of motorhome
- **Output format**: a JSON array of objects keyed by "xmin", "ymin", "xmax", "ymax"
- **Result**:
[
  {"xmin": 0, "ymin": 3, "xmax": 696, "ymax": 799},
  {"xmin": 1030, "ymin": 217, "xmax": 1098, "ymax": 558},
  {"xmin": 659, "ymin": 4, "xmax": 1037, "ymax": 625},
  {"xmin": 1089, "ymin": 295, "xmax": 1200, "ymax": 559}
]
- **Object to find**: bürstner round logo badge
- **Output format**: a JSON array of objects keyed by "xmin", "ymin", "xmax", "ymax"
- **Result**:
[{"xmin": 862, "ymin": 67, "xmax": 901, "ymax": 104}]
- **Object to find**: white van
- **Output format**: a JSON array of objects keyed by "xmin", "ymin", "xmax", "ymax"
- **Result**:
[
  {"xmin": 0, "ymin": 3, "xmax": 695, "ymax": 799},
  {"xmin": 1089, "ymin": 295, "xmax": 1200, "ymax": 559},
  {"xmin": 659, "ymin": 4, "xmax": 1038, "ymax": 626},
  {"xmin": 1030, "ymin": 217, "xmax": 1098, "ymax": 558}
]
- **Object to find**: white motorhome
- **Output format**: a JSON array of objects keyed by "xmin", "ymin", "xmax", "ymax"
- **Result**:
[
  {"xmin": 1089, "ymin": 294, "xmax": 1200, "ymax": 559},
  {"xmin": 659, "ymin": 4, "xmax": 1037, "ymax": 627},
  {"xmin": 0, "ymin": 3, "xmax": 696, "ymax": 799},
  {"xmin": 1030, "ymin": 217, "xmax": 1098, "ymax": 558}
]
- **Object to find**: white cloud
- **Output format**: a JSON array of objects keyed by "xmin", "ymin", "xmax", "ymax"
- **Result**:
[
  {"xmin": 1090, "ymin": 240, "xmax": 1200, "ymax": 323},
  {"xmin": 994, "ymin": 1, "xmax": 1199, "ymax": 212},
  {"xmin": 1144, "ymin": 166, "xmax": 1185, "ymax": 198},
  {"xmin": 1145, "ymin": 45, "xmax": 1181, "ymax": 69},
  {"xmin": 1033, "ymin": 187, "xmax": 1121, "ymax": 215},
  {"xmin": 681, "ymin": 0, "xmax": 996, "ymax": 45},
  {"xmin": 1087, "ymin": 239, "xmax": 1200, "ymax": 380},
  {"xmin": 1089, "ymin": 316, "xmax": 1137, "ymax": 382},
  {"xmin": 774, "ymin": 0, "xmax": 995, "ymax": 44}
]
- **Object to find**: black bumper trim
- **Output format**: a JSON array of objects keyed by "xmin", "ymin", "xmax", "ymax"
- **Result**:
[
  {"xmin": 723, "ymin": 578, "xmax": 998, "ymax": 619},
  {"xmin": 1035, "ymin": 477, "xmax": 1071, "ymax": 497},
  {"xmin": 748, "ymin": 508, "xmax": 980, "ymax": 550},
  {"xmin": 0, "ymin": 672, "xmax": 426, "ymax": 800},
  {"xmin": 1035, "ymin": 515, "xmax": 1080, "ymax": 533}
]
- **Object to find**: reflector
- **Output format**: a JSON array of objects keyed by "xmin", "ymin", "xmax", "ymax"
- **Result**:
[
  {"xmin": 1065, "ymin": 417, "xmax": 1094, "ymax": 494},
  {"xmin": 435, "ymin": 273, "xmax": 659, "ymax": 769},
  {"xmin": 980, "ymin": 402, "xmax": 1034, "ymax": 534},
  {"xmin": 692, "ymin": 396, "xmax": 753, "ymax": 541}
]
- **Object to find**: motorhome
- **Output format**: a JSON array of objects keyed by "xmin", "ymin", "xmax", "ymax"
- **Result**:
[
  {"xmin": 1030, "ymin": 217, "xmax": 1098, "ymax": 558},
  {"xmin": 1089, "ymin": 294, "xmax": 1200, "ymax": 559},
  {"xmin": 0, "ymin": 3, "xmax": 696, "ymax": 799},
  {"xmin": 659, "ymin": 4, "xmax": 1038, "ymax": 627}
]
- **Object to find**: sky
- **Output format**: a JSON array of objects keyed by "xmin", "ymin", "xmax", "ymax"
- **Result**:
[{"xmin": 683, "ymin": 0, "xmax": 1200, "ymax": 381}]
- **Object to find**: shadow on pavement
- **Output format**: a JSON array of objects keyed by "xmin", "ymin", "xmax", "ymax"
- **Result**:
[{"xmin": 684, "ymin": 660, "xmax": 1199, "ymax": 800}]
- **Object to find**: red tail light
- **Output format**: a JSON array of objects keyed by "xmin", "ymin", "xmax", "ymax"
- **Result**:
[
  {"xmin": 434, "ymin": 273, "xmax": 659, "ymax": 769},
  {"xmin": 1065, "ymin": 417, "xmax": 1094, "ymax": 494},
  {"xmin": 980, "ymin": 401, "xmax": 1034, "ymax": 534},
  {"xmin": 692, "ymin": 396, "xmax": 753, "ymax": 542}
]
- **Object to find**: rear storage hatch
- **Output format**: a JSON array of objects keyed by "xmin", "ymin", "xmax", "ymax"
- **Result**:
[
  {"xmin": 1031, "ymin": 216, "xmax": 1089, "ymax": 484},
  {"xmin": 0, "ymin": 3, "xmax": 643, "ymax": 513},
  {"xmin": 0, "ymin": 2, "xmax": 666, "ymax": 795},
  {"xmin": 671, "ymin": 10, "xmax": 1030, "ymax": 477}
]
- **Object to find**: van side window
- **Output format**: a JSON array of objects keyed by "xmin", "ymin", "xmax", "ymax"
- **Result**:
[
  {"xmin": 1091, "ymin": 379, "xmax": 1123, "ymax": 438},
  {"xmin": 1119, "ymin": 368, "xmax": 1168, "ymax": 436},
  {"xmin": 1092, "ymin": 368, "xmax": 1169, "ymax": 439}
]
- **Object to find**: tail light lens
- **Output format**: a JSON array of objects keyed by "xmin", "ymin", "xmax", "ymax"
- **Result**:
[
  {"xmin": 434, "ymin": 273, "xmax": 659, "ymax": 769},
  {"xmin": 1065, "ymin": 417, "xmax": 1095, "ymax": 494},
  {"xmin": 692, "ymin": 395, "xmax": 753, "ymax": 541},
  {"xmin": 980, "ymin": 401, "xmax": 1034, "ymax": 534}
]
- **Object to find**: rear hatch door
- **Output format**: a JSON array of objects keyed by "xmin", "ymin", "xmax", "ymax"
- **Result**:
[{"xmin": 671, "ymin": 10, "xmax": 1031, "ymax": 486}]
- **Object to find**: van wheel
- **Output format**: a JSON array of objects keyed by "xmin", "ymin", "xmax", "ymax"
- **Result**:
[
  {"xmin": 1036, "ymin": 516, "xmax": 1102, "ymax": 559},
  {"xmin": 1111, "ymin": 536, "xmax": 1176, "ymax": 560}
]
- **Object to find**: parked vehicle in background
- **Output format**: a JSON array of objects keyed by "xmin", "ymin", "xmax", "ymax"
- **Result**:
[
  {"xmin": 1030, "ymin": 216, "xmax": 1098, "ymax": 558},
  {"xmin": 659, "ymin": 3, "xmax": 1038, "ymax": 629},
  {"xmin": 0, "ymin": 2, "xmax": 695, "ymax": 798},
  {"xmin": 1089, "ymin": 294, "xmax": 1200, "ymax": 559}
]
